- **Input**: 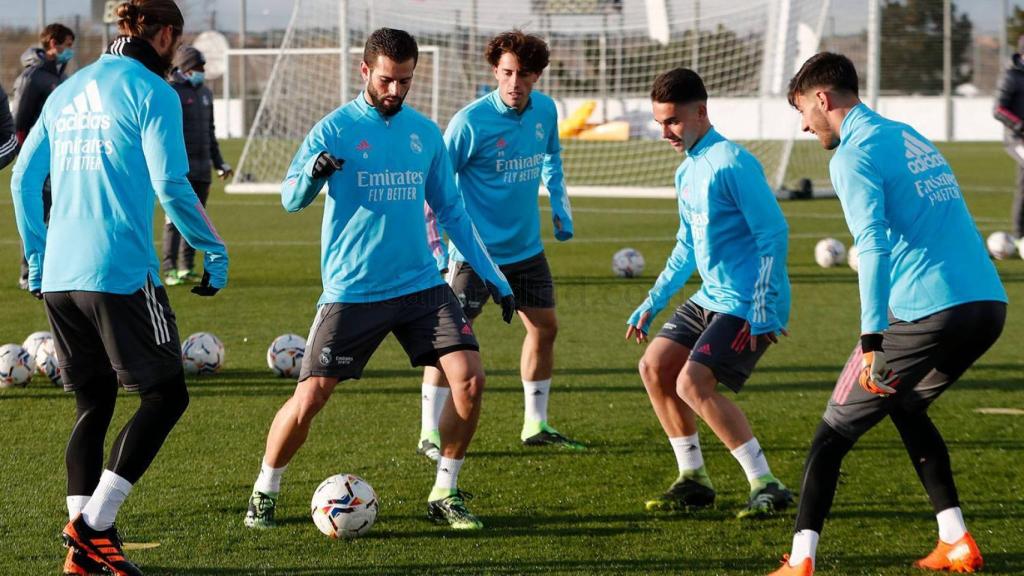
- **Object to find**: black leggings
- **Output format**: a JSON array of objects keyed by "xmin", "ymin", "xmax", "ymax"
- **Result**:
[
  {"xmin": 794, "ymin": 414, "xmax": 959, "ymax": 534},
  {"xmin": 66, "ymin": 370, "xmax": 189, "ymax": 496}
]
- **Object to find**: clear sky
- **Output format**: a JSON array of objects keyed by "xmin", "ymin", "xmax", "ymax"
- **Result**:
[{"xmin": 0, "ymin": 0, "xmax": 1016, "ymax": 35}]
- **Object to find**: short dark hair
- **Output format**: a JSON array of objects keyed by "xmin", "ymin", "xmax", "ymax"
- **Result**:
[
  {"xmin": 787, "ymin": 52, "xmax": 859, "ymax": 108},
  {"xmin": 363, "ymin": 28, "xmax": 418, "ymax": 68},
  {"xmin": 485, "ymin": 30, "xmax": 550, "ymax": 74},
  {"xmin": 40, "ymin": 23, "xmax": 75, "ymax": 47},
  {"xmin": 650, "ymin": 68, "xmax": 707, "ymax": 104}
]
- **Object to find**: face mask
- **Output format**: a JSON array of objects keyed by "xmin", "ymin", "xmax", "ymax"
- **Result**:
[
  {"xmin": 56, "ymin": 48, "xmax": 74, "ymax": 64},
  {"xmin": 187, "ymin": 71, "xmax": 205, "ymax": 87}
]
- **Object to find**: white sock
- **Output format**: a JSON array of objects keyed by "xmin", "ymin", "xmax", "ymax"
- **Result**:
[
  {"xmin": 669, "ymin": 434, "xmax": 704, "ymax": 472},
  {"xmin": 67, "ymin": 495, "xmax": 91, "ymax": 520},
  {"xmin": 80, "ymin": 470, "xmax": 132, "ymax": 531},
  {"xmin": 788, "ymin": 529, "xmax": 819, "ymax": 567},
  {"xmin": 730, "ymin": 437, "xmax": 772, "ymax": 484},
  {"xmin": 421, "ymin": 382, "xmax": 450, "ymax": 434},
  {"xmin": 937, "ymin": 507, "xmax": 967, "ymax": 544},
  {"xmin": 434, "ymin": 457, "xmax": 464, "ymax": 492},
  {"xmin": 254, "ymin": 458, "xmax": 287, "ymax": 494},
  {"xmin": 523, "ymin": 378, "xmax": 551, "ymax": 423}
]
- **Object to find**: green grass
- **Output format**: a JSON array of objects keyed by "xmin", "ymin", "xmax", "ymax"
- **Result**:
[{"xmin": 0, "ymin": 141, "xmax": 1022, "ymax": 575}]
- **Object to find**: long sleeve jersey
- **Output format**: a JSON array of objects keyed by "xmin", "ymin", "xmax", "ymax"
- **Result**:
[
  {"xmin": 831, "ymin": 104, "xmax": 1006, "ymax": 334},
  {"xmin": 11, "ymin": 51, "xmax": 228, "ymax": 293},
  {"xmin": 441, "ymin": 90, "xmax": 573, "ymax": 265},
  {"xmin": 281, "ymin": 94, "xmax": 511, "ymax": 305},
  {"xmin": 639, "ymin": 127, "xmax": 791, "ymax": 336}
]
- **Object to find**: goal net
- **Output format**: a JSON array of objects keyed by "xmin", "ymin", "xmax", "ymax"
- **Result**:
[{"xmin": 228, "ymin": 0, "xmax": 833, "ymax": 197}]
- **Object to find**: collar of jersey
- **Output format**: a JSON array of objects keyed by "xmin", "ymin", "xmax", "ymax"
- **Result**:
[
  {"xmin": 839, "ymin": 102, "xmax": 872, "ymax": 144},
  {"xmin": 687, "ymin": 126, "xmax": 722, "ymax": 158},
  {"xmin": 488, "ymin": 90, "xmax": 533, "ymax": 117},
  {"xmin": 353, "ymin": 91, "xmax": 404, "ymax": 122}
]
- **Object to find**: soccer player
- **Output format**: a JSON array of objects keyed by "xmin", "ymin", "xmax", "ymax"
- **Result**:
[
  {"xmin": 625, "ymin": 68, "xmax": 794, "ymax": 519},
  {"xmin": 11, "ymin": 1, "xmax": 229, "ymax": 575},
  {"xmin": 769, "ymin": 52, "xmax": 1007, "ymax": 576},
  {"xmin": 243, "ymin": 28, "xmax": 515, "ymax": 532},
  {"xmin": 161, "ymin": 45, "xmax": 233, "ymax": 285},
  {"xmin": 417, "ymin": 30, "xmax": 580, "ymax": 461}
]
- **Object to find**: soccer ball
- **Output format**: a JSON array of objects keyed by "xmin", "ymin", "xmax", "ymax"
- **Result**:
[
  {"xmin": 814, "ymin": 238, "xmax": 846, "ymax": 268},
  {"xmin": 0, "ymin": 344, "xmax": 35, "ymax": 388},
  {"xmin": 34, "ymin": 337, "xmax": 63, "ymax": 387},
  {"xmin": 986, "ymin": 231, "xmax": 1017, "ymax": 260},
  {"xmin": 181, "ymin": 332, "xmax": 224, "ymax": 375},
  {"xmin": 267, "ymin": 333, "xmax": 306, "ymax": 378},
  {"xmin": 310, "ymin": 474, "xmax": 379, "ymax": 538},
  {"xmin": 847, "ymin": 245, "xmax": 859, "ymax": 272},
  {"xmin": 612, "ymin": 248, "xmax": 645, "ymax": 278},
  {"xmin": 22, "ymin": 331, "xmax": 53, "ymax": 358}
]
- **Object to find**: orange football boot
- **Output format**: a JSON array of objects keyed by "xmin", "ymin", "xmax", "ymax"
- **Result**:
[
  {"xmin": 768, "ymin": 554, "xmax": 814, "ymax": 576},
  {"xmin": 914, "ymin": 533, "xmax": 984, "ymax": 573}
]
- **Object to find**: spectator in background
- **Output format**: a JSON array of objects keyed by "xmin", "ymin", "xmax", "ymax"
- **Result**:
[
  {"xmin": 0, "ymin": 81, "xmax": 17, "ymax": 170},
  {"xmin": 994, "ymin": 34, "xmax": 1024, "ymax": 253},
  {"xmin": 161, "ymin": 45, "xmax": 233, "ymax": 286},
  {"xmin": 11, "ymin": 22, "xmax": 75, "ymax": 289}
]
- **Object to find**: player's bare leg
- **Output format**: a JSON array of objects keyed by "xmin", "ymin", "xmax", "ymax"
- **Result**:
[
  {"xmin": 428, "ymin": 350, "xmax": 486, "ymax": 529},
  {"xmin": 245, "ymin": 376, "xmax": 339, "ymax": 528},
  {"xmin": 676, "ymin": 362, "xmax": 791, "ymax": 518},
  {"xmin": 639, "ymin": 338, "xmax": 715, "ymax": 511},
  {"xmin": 518, "ymin": 307, "xmax": 584, "ymax": 449}
]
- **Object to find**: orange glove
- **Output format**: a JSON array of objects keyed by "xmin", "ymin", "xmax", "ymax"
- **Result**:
[{"xmin": 859, "ymin": 333, "xmax": 899, "ymax": 396}]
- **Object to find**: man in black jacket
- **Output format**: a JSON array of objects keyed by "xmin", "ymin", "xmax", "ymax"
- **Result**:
[
  {"xmin": 11, "ymin": 23, "xmax": 75, "ymax": 290},
  {"xmin": 994, "ymin": 35, "xmax": 1024, "ymax": 252},
  {"xmin": 162, "ymin": 46, "xmax": 233, "ymax": 285},
  {"xmin": 0, "ymin": 81, "xmax": 16, "ymax": 171}
]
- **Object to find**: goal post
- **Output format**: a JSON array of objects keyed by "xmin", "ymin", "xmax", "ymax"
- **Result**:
[{"xmin": 227, "ymin": 0, "xmax": 833, "ymax": 198}]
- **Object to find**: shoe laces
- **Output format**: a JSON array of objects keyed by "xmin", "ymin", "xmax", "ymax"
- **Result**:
[
  {"xmin": 252, "ymin": 492, "xmax": 276, "ymax": 515},
  {"xmin": 442, "ymin": 490, "xmax": 475, "ymax": 514}
]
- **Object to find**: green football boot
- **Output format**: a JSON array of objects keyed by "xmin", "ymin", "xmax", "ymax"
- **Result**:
[
  {"xmin": 737, "ymin": 477, "xmax": 794, "ymax": 519},
  {"xmin": 427, "ymin": 489, "xmax": 483, "ymax": 530},
  {"xmin": 521, "ymin": 420, "xmax": 586, "ymax": 450},
  {"xmin": 244, "ymin": 490, "xmax": 279, "ymax": 529}
]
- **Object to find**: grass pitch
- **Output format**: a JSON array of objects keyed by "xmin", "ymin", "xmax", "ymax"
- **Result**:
[{"xmin": 0, "ymin": 141, "xmax": 1021, "ymax": 575}]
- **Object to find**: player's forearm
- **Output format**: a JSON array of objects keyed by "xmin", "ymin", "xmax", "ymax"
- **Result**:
[
  {"xmin": 649, "ymin": 247, "xmax": 695, "ymax": 309},
  {"xmin": 157, "ymin": 180, "xmax": 228, "ymax": 261},
  {"xmin": 441, "ymin": 208, "xmax": 510, "ymax": 294},
  {"xmin": 0, "ymin": 133, "xmax": 18, "ymax": 170},
  {"xmin": 281, "ymin": 154, "xmax": 327, "ymax": 212},
  {"xmin": 855, "ymin": 247, "xmax": 891, "ymax": 334},
  {"xmin": 11, "ymin": 171, "xmax": 48, "ymax": 287}
]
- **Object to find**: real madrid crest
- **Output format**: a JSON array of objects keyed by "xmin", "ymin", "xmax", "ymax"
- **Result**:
[
  {"xmin": 535, "ymin": 122, "xmax": 545, "ymax": 141},
  {"xmin": 410, "ymin": 132, "xmax": 423, "ymax": 154}
]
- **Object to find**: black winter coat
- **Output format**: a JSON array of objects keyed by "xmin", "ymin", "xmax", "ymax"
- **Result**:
[
  {"xmin": 994, "ymin": 54, "xmax": 1024, "ymax": 146},
  {"xmin": 170, "ymin": 73, "xmax": 226, "ymax": 183},
  {"xmin": 11, "ymin": 47, "xmax": 67, "ymax": 142}
]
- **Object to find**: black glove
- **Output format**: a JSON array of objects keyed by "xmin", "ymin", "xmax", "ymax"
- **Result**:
[
  {"xmin": 485, "ymin": 281, "xmax": 517, "ymax": 324},
  {"xmin": 191, "ymin": 271, "xmax": 219, "ymax": 297},
  {"xmin": 29, "ymin": 289, "xmax": 42, "ymax": 301},
  {"xmin": 311, "ymin": 152, "xmax": 343, "ymax": 179}
]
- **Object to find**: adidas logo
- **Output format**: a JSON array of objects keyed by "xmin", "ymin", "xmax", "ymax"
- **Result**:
[
  {"xmin": 903, "ymin": 130, "xmax": 946, "ymax": 175},
  {"xmin": 356, "ymin": 140, "xmax": 371, "ymax": 151},
  {"xmin": 697, "ymin": 343, "xmax": 712, "ymax": 355},
  {"xmin": 55, "ymin": 80, "xmax": 111, "ymax": 132}
]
